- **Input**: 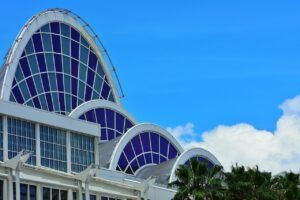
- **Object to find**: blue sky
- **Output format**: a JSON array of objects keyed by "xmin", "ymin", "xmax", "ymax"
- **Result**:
[{"xmin": 1, "ymin": 1, "xmax": 300, "ymax": 134}]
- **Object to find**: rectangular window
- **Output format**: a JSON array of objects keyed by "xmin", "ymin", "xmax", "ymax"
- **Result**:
[
  {"xmin": 40, "ymin": 126, "xmax": 67, "ymax": 172},
  {"xmin": 71, "ymin": 132, "xmax": 95, "ymax": 172},
  {"xmin": 13, "ymin": 183, "xmax": 36, "ymax": 200},
  {"xmin": 7, "ymin": 117, "xmax": 36, "ymax": 165}
]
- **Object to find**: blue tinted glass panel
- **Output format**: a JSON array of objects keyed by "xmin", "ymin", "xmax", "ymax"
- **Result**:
[
  {"xmin": 71, "ymin": 40, "xmax": 79, "ymax": 59},
  {"xmin": 150, "ymin": 132, "xmax": 159, "ymax": 153},
  {"xmin": 60, "ymin": 23, "xmax": 70, "ymax": 37},
  {"xmin": 88, "ymin": 51, "xmax": 97, "ymax": 70},
  {"xmin": 51, "ymin": 34, "xmax": 61, "ymax": 53},
  {"xmin": 50, "ymin": 22, "xmax": 60, "ymax": 34},
  {"xmin": 132, "ymin": 135, "xmax": 143, "ymax": 156},
  {"xmin": 36, "ymin": 53, "xmax": 47, "ymax": 72},
  {"xmin": 32, "ymin": 34, "xmax": 43, "ymax": 52},
  {"xmin": 160, "ymin": 136, "xmax": 168, "ymax": 157},
  {"xmin": 41, "ymin": 34, "xmax": 52, "ymax": 52},
  {"xmin": 124, "ymin": 143, "xmax": 135, "ymax": 161},
  {"xmin": 27, "ymin": 55, "xmax": 39, "ymax": 74},
  {"xmin": 12, "ymin": 86, "xmax": 24, "ymax": 103},
  {"xmin": 61, "ymin": 37, "xmax": 70, "ymax": 55},
  {"xmin": 41, "ymin": 24, "xmax": 50, "ymax": 32},
  {"xmin": 25, "ymin": 39, "xmax": 34, "ymax": 55},
  {"xmin": 20, "ymin": 58, "xmax": 31, "ymax": 77}
]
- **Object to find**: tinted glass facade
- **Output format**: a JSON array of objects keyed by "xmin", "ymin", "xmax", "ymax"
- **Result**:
[
  {"xmin": 40, "ymin": 125, "xmax": 67, "ymax": 172},
  {"xmin": 7, "ymin": 117, "xmax": 36, "ymax": 165},
  {"xmin": 117, "ymin": 131, "xmax": 180, "ymax": 174},
  {"xmin": 10, "ymin": 22, "xmax": 115, "ymax": 115},
  {"xmin": 71, "ymin": 132, "xmax": 95, "ymax": 172},
  {"xmin": 79, "ymin": 108, "xmax": 134, "ymax": 141}
]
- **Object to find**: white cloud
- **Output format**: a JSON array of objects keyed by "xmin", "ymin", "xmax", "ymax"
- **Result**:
[{"xmin": 167, "ymin": 95, "xmax": 300, "ymax": 174}]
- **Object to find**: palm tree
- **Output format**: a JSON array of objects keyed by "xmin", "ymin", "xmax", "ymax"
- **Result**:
[
  {"xmin": 168, "ymin": 158, "xmax": 224, "ymax": 200},
  {"xmin": 224, "ymin": 165, "xmax": 277, "ymax": 200},
  {"xmin": 271, "ymin": 172, "xmax": 300, "ymax": 200}
]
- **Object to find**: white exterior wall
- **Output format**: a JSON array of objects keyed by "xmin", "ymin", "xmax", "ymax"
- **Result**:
[{"xmin": 0, "ymin": 100, "xmax": 177, "ymax": 200}]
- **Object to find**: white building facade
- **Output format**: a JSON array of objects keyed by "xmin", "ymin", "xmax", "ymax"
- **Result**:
[{"xmin": 0, "ymin": 9, "xmax": 221, "ymax": 200}]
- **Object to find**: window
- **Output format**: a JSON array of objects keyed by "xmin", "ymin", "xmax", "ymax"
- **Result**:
[
  {"xmin": 40, "ymin": 125, "xmax": 67, "ymax": 172},
  {"xmin": 43, "ymin": 187, "xmax": 67, "ymax": 200},
  {"xmin": 71, "ymin": 132, "xmax": 95, "ymax": 172},
  {"xmin": 7, "ymin": 117, "xmax": 36, "ymax": 165},
  {"xmin": 12, "ymin": 183, "xmax": 36, "ymax": 200}
]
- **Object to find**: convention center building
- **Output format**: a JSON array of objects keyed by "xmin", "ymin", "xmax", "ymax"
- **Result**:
[{"xmin": 0, "ymin": 9, "xmax": 221, "ymax": 200}]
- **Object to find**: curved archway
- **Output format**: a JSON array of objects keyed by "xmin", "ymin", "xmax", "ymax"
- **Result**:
[
  {"xmin": 109, "ymin": 123, "xmax": 184, "ymax": 175},
  {"xmin": 0, "ymin": 9, "xmax": 120, "ymax": 115},
  {"xmin": 169, "ymin": 147, "xmax": 221, "ymax": 183},
  {"xmin": 69, "ymin": 99, "xmax": 137, "ymax": 141}
]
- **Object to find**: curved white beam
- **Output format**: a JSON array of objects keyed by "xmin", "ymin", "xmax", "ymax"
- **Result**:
[
  {"xmin": 169, "ymin": 147, "xmax": 221, "ymax": 183},
  {"xmin": 0, "ymin": 9, "xmax": 120, "ymax": 105},
  {"xmin": 69, "ymin": 99, "xmax": 137, "ymax": 124},
  {"xmin": 109, "ymin": 123, "xmax": 184, "ymax": 170}
]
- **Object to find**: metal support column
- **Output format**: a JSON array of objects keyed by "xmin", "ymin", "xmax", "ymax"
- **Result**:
[
  {"xmin": 68, "ymin": 188, "xmax": 73, "ymax": 200},
  {"xmin": 15, "ymin": 169, "xmax": 20, "ymax": 200},
  {"xmin": 35, "ymin": 124, "xmax": 41, "ymax": 166},
  {"xmin": 36, "ymin": 184, "xmax": 42, "ymax": 200},
  {"xmin": 78, "ymin": 181, "xmax": 83, "ymax": 200},
  {"xmin": 85, "ymin": 181, "xmax": 90, "ymax": 200},
  {"xmin": 66, "ymin": 131, "xmax": 71, "ymax": 173},
  {"xmin": 3, "ymin": 116, "xmax": 8, "ymax": 161},
  {"xmin": 7, "ymin": 169, "xmax": 13, "ymax": 200}
]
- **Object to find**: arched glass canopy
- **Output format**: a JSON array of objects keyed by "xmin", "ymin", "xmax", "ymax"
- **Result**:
[
  {"xmin": 69, "ymin": 100, "xmax": 136, "ymax": 142},
  {"xmin": 9, "ymin": 22, "xmax": 116, "ymax": 115},
  {"xmin": 109, "ymin": 124, "xmax": 184, "ymax": 175},
  {"xmin": 184, "ymin": 156, "xmax": 214, "ymax": 169},
  {"xmin": 169, "ymin": 148, "xmax": 221, "ymax": 183},
  {"xmin": 117, "ymin": 131, "xmax": 180, "ymax": 174}
]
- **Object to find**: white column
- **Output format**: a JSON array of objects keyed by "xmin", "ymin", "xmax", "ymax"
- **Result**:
[
  {"xmin": 94, "ymin": 136, "xmax": 100, "ymax": 166},
  {"xmin": 3, "ymin": 116, "xmax": 8, "ymax": 161},
  {"xmin": 85, "ymin": 181, "xmax": 90, "ymax": 200},
  {"xmin": 66, "ymin": 131, "xmax": 71, "ymax": 173},
  {"xmin": 3, "ymin": 179, "xmax": 8, "ymax": 200},
  {"xmin": 78, "ymin": 181, "xmax": 83, "ymax": 200},
  {"xmin": 36, "ymin": 184, "xmax": 42, "ymax": 200},
  {"xmin": 8, "ymin": 169, "xmax": 13, "ymax": 200},
  {"xmin": 35, "ymin": 124, "xmax": 41, "ymax": 166},
  {"xmin": 15, "ymin": 169, "xmax": 20, "ymax": 200},
  {"xmin": 67, "ymin": 188, "xmax": 73, "ymax": 200},
  {"xmin": 96, "ymin": 193, "xmax": 100, "ymax": 200}
]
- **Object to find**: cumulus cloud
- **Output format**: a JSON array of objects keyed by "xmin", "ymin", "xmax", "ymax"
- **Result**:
[{"xmin": 167, "ymin": 95, "xmax": 300, "ymax": 174}]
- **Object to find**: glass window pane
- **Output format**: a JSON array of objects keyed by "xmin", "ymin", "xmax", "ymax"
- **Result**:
[{"xmin": 41, "ymin": 33, "xmax": 53, "ymax": 52}]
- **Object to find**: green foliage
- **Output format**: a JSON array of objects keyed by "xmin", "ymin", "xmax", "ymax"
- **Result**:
[
  {"xmin": 168, "ymin": 158, "xmax": 225, "ymax": 200},
  {"xmin": 169, "ymin": 160, "xmax": 300, "ymax": 200}
]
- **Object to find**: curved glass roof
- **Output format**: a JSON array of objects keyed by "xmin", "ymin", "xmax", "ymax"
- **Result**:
[
  {"xmin": 185, "ymin": 156, "xmax": 214, "ymax": 169},
  {"xmin": 10, "ymin": 22, "xmax": 116, "ymax": 115},
  {"xmin": 79, "ymin": 108, "xmax": 134, "ymax": 141},
  {"xmin": 116, "ymin": 131, "xmax": 180, "ymax": 175}
]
